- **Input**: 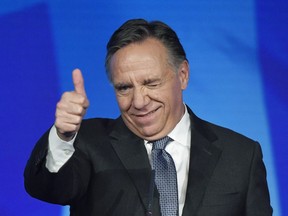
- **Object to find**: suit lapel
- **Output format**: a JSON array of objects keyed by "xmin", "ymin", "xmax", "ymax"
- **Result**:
[
  {"xmin": 182, "ymin": 110, "xmax": 222, "ymax": 215},
  {"xmin": 109, "ymin": 117, "xmax": 153, "ymax": 213},
  {"xmin": 109, "ymin": 109, "xmax": 222, "ymax": 215}
]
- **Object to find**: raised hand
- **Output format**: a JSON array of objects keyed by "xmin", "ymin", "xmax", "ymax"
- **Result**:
[{"xmin": 55, "ymin": 69, "xmax": 90, "ymax": 141}]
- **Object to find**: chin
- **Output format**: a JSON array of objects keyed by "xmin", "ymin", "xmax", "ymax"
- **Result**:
[{"xmin": 138, "ymin": 127, "xmax": 164, "ymax": 140}]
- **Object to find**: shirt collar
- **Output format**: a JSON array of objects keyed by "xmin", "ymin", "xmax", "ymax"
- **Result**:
[
  {"xmin": 144, "ymin": 104, "xmax": 191, "ymax": 146},
  {"xmin": 168, "ymin": 104, "xmax": 191, "ymax": 147}
]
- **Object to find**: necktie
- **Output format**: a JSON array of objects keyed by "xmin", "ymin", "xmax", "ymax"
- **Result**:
[{"xmin": 152, "ymin": 136, "xmax": 179, "ymax": 216}]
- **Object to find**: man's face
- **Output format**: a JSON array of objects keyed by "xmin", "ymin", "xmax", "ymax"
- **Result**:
[{"xmin": 110, "ymin": 38, "xmax": 189, "ymax": 141}]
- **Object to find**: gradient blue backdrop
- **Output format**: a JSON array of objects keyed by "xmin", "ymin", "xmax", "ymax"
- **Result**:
[{"xmin": 0, "ymin": 1, "xmax": 287, "ymax": 215}]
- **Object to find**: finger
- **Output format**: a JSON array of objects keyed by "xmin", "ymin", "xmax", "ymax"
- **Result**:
[
  {"xmin": 55, "ymin": 112, "xmax": 83, "ymax": 126},
  {"xmin": 72, "ymin": 68, "xmax": 87, "ymax": 97},
  {"xmin": 57, "ymin": 94, "xmax": 88, "ymax": 115}
]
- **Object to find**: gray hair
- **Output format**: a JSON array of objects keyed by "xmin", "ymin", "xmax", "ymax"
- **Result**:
[{"xmin": 105, "ymin": 19, "xmax": 187, "ymax": 82}]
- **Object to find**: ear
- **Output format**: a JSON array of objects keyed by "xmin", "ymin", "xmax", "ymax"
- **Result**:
[{"xmin": 178, "ymin": 60, "xmax": 189, "ymax": 90}]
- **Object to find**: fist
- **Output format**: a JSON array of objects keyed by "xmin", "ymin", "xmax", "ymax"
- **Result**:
[{"xmin": 55, "ymin": 69, "xmax": 89, "ymax": 141}]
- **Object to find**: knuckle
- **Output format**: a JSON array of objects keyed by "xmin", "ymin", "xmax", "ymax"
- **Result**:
[
  {"xmin": 56, "ymin": 101, "xmax": 63, "ymax": 109},
  {"xmin": 70, "ymin": 124, "xmax": 78, "ymax": 132},
  {"xmin": 55, "ymin": 108, "xmax": 64, "ymax": 118},
  {"xmin": 62, "ymin": 91, "xmax": 71, "ymax": 98},
  {"xmin": 75, "ymin": 115, "xmax": 83, "ymax": 123},
  {"xmin": 79, "ymin": 106, "xmax": 85, "ymax": 114},
  {"xmin": 79, "ymin": 96, "xmax": 86, "ymax": 104},
  {"xmin": 70, "ymin": 115, "xmax": 81, "ymax": 125},
  {"xmin": 75, "ymin": 105, "xmax": 85, "ymax": 115},
  {"xmin": 54, "ymin": 119, "xmax": 63, "ymax": 130}
]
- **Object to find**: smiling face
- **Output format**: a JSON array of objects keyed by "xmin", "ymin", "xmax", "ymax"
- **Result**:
[{"xmin": 110, "ymin": 38, "xmax": 189, "ymax": 141}]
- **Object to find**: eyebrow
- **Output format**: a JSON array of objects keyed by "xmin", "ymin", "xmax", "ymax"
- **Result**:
[{"xmin": 113, "ymin": 82, "xmax": 133, "ymax": 89}]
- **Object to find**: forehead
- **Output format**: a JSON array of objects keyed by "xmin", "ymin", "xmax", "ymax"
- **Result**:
[{"xmin": 110, "ymin": 38, "xmax": 169, "ymax": 74}]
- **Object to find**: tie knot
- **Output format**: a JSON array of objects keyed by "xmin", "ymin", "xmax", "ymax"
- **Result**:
[{"xmin": 152, "ymin": 136, "xmax": 171, "ymax": 150}]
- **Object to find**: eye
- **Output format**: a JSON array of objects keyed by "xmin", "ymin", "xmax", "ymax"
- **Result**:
[
  {"xmin": 147, "ymin": 83, "xmax": 159, "ymax": 88},
  {"xmin": 114, "ymin": 84, "xmax": 132, "ymax": 95},
  {"xmin": 144, "ymin": 79, "xmax": 161, "ymax": 89}
]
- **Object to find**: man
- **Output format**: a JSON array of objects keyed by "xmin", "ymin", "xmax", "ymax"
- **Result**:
[{"xmin": 24, "ymin": 19, "xmax": 272, "ymax": 216}]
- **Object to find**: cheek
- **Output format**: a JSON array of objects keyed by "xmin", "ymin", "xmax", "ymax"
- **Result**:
[
  {"xmin": 148, "ymin": 90, "xmax": 161, "ymax": 99},
  {"xmin": 116, "ymin": 96, "xmax": 131, "ymax": 112}
]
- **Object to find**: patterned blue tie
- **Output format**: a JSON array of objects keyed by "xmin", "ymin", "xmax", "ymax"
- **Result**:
[{"xmin": 152, "ymin": 136, "xmax": 179, "ymax": 216}]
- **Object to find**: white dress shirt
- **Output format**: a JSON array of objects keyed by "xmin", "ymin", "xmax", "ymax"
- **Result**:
[
  {"xmin": 144, "ymin": 106, "xmax": 191, "ymax": 215},
  {"xmin": 46, "ymin": 126, "xmax": 76, "ymax": 172},
  {"xmin": 46, "ymin": 105, "xmax": 191, "ymax": 215}
]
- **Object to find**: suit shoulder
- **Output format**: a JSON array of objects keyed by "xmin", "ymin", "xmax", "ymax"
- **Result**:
[
  {"xmin": 210, "ymin": 121, "xmax": 256, "ymax": 142},
  {"xmin": 194, "ymin": 115, "xmax": 259, "ymax": 151}
]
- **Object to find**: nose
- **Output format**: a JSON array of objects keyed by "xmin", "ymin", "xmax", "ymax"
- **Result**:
[{"xmin": 132, "ymin": 87, "xmax": 149, "ymax": 109}]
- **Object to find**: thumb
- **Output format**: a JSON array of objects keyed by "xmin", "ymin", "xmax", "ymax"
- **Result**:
[{"xmin": 72, "ymin": 68, "xmax": 87, "ymax": 97}]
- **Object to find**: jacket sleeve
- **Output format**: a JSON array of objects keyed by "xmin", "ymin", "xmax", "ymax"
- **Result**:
[
  {"xmin": 24, "ymin": 129, "xmax": 91, "ymax": 205},
  {"xmin": 245, "ymin": 142, "xmax": 273, "ymax": 215}
]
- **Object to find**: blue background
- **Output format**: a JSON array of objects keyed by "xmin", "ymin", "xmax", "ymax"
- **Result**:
[{"xmin": 0, "ymin": 1, "xmax": 287, "ymax": 215}]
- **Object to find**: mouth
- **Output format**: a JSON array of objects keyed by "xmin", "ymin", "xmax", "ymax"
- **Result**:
[{"xmin": 133, "ymin": 107, "xmax": 160, "ymax": 118}]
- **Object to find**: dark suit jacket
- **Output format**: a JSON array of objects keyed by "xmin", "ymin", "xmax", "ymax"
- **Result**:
[{"xmin": 24, "ymin": 108, "xmax": 272, "ymax": 216}]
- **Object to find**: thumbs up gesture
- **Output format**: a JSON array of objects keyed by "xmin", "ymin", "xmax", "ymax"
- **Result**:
[{"xmin": 55, "ymin": 69, "xmax": 90, "ymax": 141}]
